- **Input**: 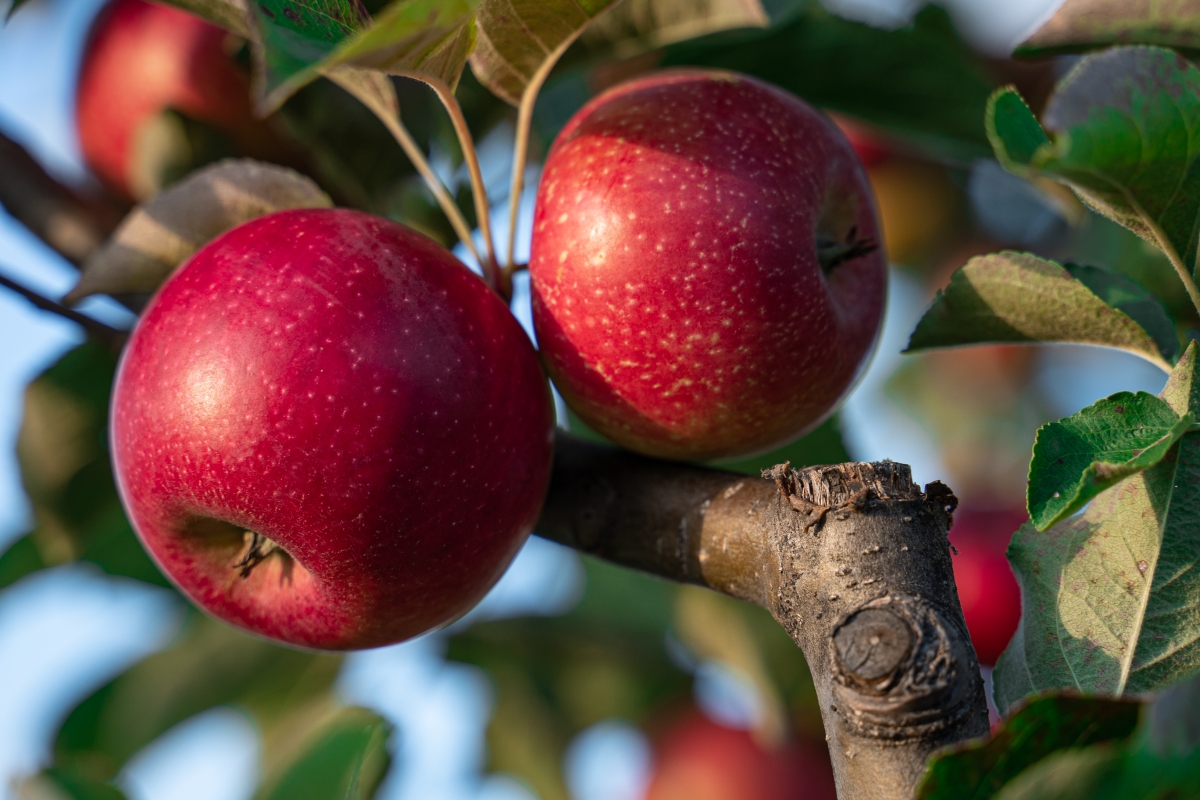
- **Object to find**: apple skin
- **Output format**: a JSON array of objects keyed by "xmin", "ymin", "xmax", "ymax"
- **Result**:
[
  {"xmin": 111, "ymin": 208, "xmax": 554, "ymax": 650},
  {"xmin": 530, "ymin": 70, "xmax": 886, "ymax": 461},
  {"xmin": 949, "ymin": 506, "xmax": 1025, "ymax": 666},
  {"xmin": 644, "ymin": 711, "xmax": 836, "ymax": 800},
  {"xmin": 77, "ymin": 0, "xmax": 266, "ymax": 198}
]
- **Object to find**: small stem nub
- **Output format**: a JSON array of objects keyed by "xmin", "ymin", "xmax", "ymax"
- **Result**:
[
  {"xmin": 818, "ymin": 226, "xmax": 879, "ymax": 273},
  {"xmin": 235, "ymin": 531, "xmax": 280, "ymax": 578}
]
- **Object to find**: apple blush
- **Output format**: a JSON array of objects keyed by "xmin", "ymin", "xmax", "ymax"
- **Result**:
[
  {"xmin": 111, "ymin": 209, "xmax": 554, "ymax": 650},
  {"xmin": 530, "ymin": 69, "xmax": 886, "ymax": 461}
]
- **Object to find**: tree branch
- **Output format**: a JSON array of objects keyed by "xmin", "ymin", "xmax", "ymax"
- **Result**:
[
  {"xmin": 0, "ymin": 271, "xmax": 127, "ymax": 350},
  {"xmin": 0, "ymin": 130, "xmax": 124, "ymax": 266},
  {"xmin": 536, "ymin": 435, "xmax": 990, "ymax": 800}
]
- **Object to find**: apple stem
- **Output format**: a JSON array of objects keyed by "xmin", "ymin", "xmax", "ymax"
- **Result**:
[
  {"xmin": 235, "ymin": 530, "xmax": 280, "ymax": 578},
  {"xmin": 426, "ymin": 78, "xmax": 502, "ymax": 293},
  {"xmin": 536, "ymin": 435, "xmax": 989, "ymax": 800},
  {"xmin": 817, "ymin": 227, "xmax": 879, "ymax": 273},
  {"xmin": 0, "ymin": 270, "xmax": 127, "ymax": 350},
  {"xmin": 503, "ymin": 33, "xmax": 586, "ymax": 276},
  {"xmin": 325, "ymin": 68, "xmax": 488, "ymax": 280}
]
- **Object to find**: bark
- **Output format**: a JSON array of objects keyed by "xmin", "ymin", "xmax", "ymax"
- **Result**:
[
  {"xmin": 536, "ymin": 434, "xmax": 990, "ymax": 800},
  {"xmin": 0, "ymin": 130, "xmax": 124, "ymax": 266}
]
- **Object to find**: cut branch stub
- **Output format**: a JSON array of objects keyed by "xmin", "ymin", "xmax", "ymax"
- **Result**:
[{"xmin": 535, "ymin": 437, "xmax": 989, "ymax": 800}]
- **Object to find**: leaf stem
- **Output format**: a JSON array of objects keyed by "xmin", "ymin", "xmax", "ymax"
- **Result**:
[
  {"xmin": 1149, "ymin": 218, "xmax": 1200, "ymax": 320},
  {"xmin": 504, "ymin": 34, "xmax": 583, "ymax": 276},
  {"xmin": 326, "ymin": 68, "xmax": 484, "ymax": 272},
  {"xmin": 0, "ymin": 270, "xmax": 127, "ymax": 347},
  {"xmin": 426, "ymin": 79, "xmax": 500, "ymax": 291}
]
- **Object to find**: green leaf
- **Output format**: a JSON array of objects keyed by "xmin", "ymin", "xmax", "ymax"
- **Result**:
[
  {"xmin": 469, "ymin": 0, "xmax": 629, "ymax": 106},
  {"xmin": 994, "ymin": 343, "xmax": 1200, "ymax": 714},
  {"xmin": 662, "ymin": 5, "xmax": 995, "ymax": 164},
  {"xmin": 1064, "ymin": 263, "xmax": 1178, "ymax": 362},
  {"xmin": 54, "ymin": 612, "xmax": 342, "ymax": 780},
  {"xmin": 254, "ymin": 707, "xmax": 391, "ymax": 800},
  {"xmin": 918, "ymin": 692, "xmax": 1141, "ymax": 800},
  {"xmin": 987, "ymin": 48, "xmax": 1200, "ymax": 277},
  {"xmin": 1145, "ymin": 673, "xmax": 1200, "ymax": 756},
  {"xmin": 581, "ymin": 0, "xmax": 770, "ymax": 56},
  {"xmin": 1016, "ymin": 0, "xmax": 1200, "ymax": 57},
  {"xmin": 251, "ymin": 0, "xmax": 370, "ymax": 108},
  {"xmin": 905, "ymin": 251, "xmax": 1173, "ymax": 371},
  {"xmin": 250, "ymin": 0, "xmax": 480, "ymax": 114},
  {"xmin": 1027, "ymin": 392, "xmax": 1191, "ymax": 531},
  {"xmin": 0, "ymin": 533, "xmax": 47, "ymax": 589}
]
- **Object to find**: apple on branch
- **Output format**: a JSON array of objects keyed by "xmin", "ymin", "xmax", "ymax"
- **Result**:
[
  {"xmin": 111, "ymin": 208, "xmax": 554, "ymax": 650},
  {"xmin": 530, "ymin": 70, "xmax": 887, "ymax": 461}
]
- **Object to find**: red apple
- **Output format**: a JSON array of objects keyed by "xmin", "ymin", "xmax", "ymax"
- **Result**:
[
  {"xmin": 949, "ymin": 506, "xmax": 1025, "ymax": 666},
  {"xmin": 644, "ymin": 711, "xmax": 836, "ymax": 800},
  {"xmin": 530, "ymin": 70, "xmax": 886, "ymax": 461},
  {"xmin": 111, "ymin": 208, "xmax": 554, "ymax": 650},
  {"xmin": 77, "ymin": 0, "xmax": 269, "ymax": 198}
]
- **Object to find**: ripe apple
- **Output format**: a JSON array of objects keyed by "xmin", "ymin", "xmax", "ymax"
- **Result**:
[
  {"xmin": 949, "ymin": 506, "xmax": 1025, "ymax": 666},
  {"xmin": 77, "ymin": 0, "xmax": 271, "ymax": 198},
  {"xmin": 644, "ymin": 711, "xmax": 836, "ymax": 800},
  {"xmin": 111, "ymin": 208, "xmax": 554, "ymax": 649},
  {"xmin": 530, "ymin": 70, "xmax": 886, "ymax": 461}
]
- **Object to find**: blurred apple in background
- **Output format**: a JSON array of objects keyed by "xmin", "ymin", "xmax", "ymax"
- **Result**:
[
  {"xmin": 643, "ymin": 710, "xmax": 836, "ymax": 800},
  {"xmin": 831, "ymin": 115, "xmax": 959, "ymax": 266},
  {"xmin": 77, "ymin": 0, "xmax": 278, "ymax": 199},
  {"xmin": 948, "ymin": 505, "xmax": 1025, "ymax": 667}
]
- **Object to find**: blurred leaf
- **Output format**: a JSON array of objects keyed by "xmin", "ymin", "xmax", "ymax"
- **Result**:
[
  {"xmin": 448, "ymin": 557, "xmax": 693, "ymax": 799},
  {"xmin": 0, "ymin": 534, "xmax": 47, "ymax": 589},
  {"xmin": 254, "ymin": 706, "xmax": 391, "ymax": 800},
  {"xmin": 1017, "ymin": 0, "xmax": 1200, "ymax": 56},
  {"xmin": 16, "ymin": 767, "xmax": 129, "ymax": 800},
  {"xmin": 1145, "ymin": 673, "xmax": 1200, "ymax": 756},
  {"xmin": 160, "ymin": 0, "xmax": 252, "ymax": 37},
  {"xmin": 55, "ymin": 611, "xmax": 342, "ymax": 780},
  {"xmin": 918, "ymin": 692, "xmax": 1141, "ymax": 800},
  {"xmin": 988, "ymin": 48, "xmax": 1200, "ymax": 277},
  {"xmin": 1064, "ymin": 263, "xmax": 1179, "ymax": 361},
  {"xmin": 1027, "ymin": 392, "xmax": 1191, "ymax": 530},
  {"xmin": 994, "ymin": 343, "xmax": 1200, "ymax": 714},
  {"xmin": 662, "ymin": 5, "xmax": 995, "ymax": 163},
  {"xmin": 70, "ymin": 159, "xmax": 330, "ymax": 302},
  {"xmin": 905, "ymin": 252, "xmax": 1173, "ymax": 370},
  {"xmin": 4, "ymin": 342, "xmax": 169, "ymax": 589},
  {"xmin": 4, "ymin": 0, "xmax": 34, "ymax": 22}
]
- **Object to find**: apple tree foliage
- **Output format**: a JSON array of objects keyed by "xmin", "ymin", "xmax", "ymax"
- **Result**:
[{"xmin": 2, "ymin": 0, "xmax": 1200, "ymax": 797}]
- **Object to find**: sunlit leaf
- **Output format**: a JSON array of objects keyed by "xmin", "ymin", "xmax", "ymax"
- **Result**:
[
  {"xmin": 1017, "ymin": 0, "xmax": 1200, "ymax": 56},
  {"xmin": 918, "ymin": 692, "xmax": 1141, "ymax": 800},
  {"xmin": 994, "ymin": 343, "xmax": 1200, "ymax": 714},
  {"xmin": 905, "ymin": 252, "xmax": 1173, "ymax": 370},
  {"xmin": 1027, "ymin": 392, "xmax": 1191, "ymax": 530},
  {"xmin": 1064, "ymin": 263, "xmax": 1179, "ymax": 362},
  {"xmin": 988, "ymin": 48, "xmax": 1200, "ymax": 277}
]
